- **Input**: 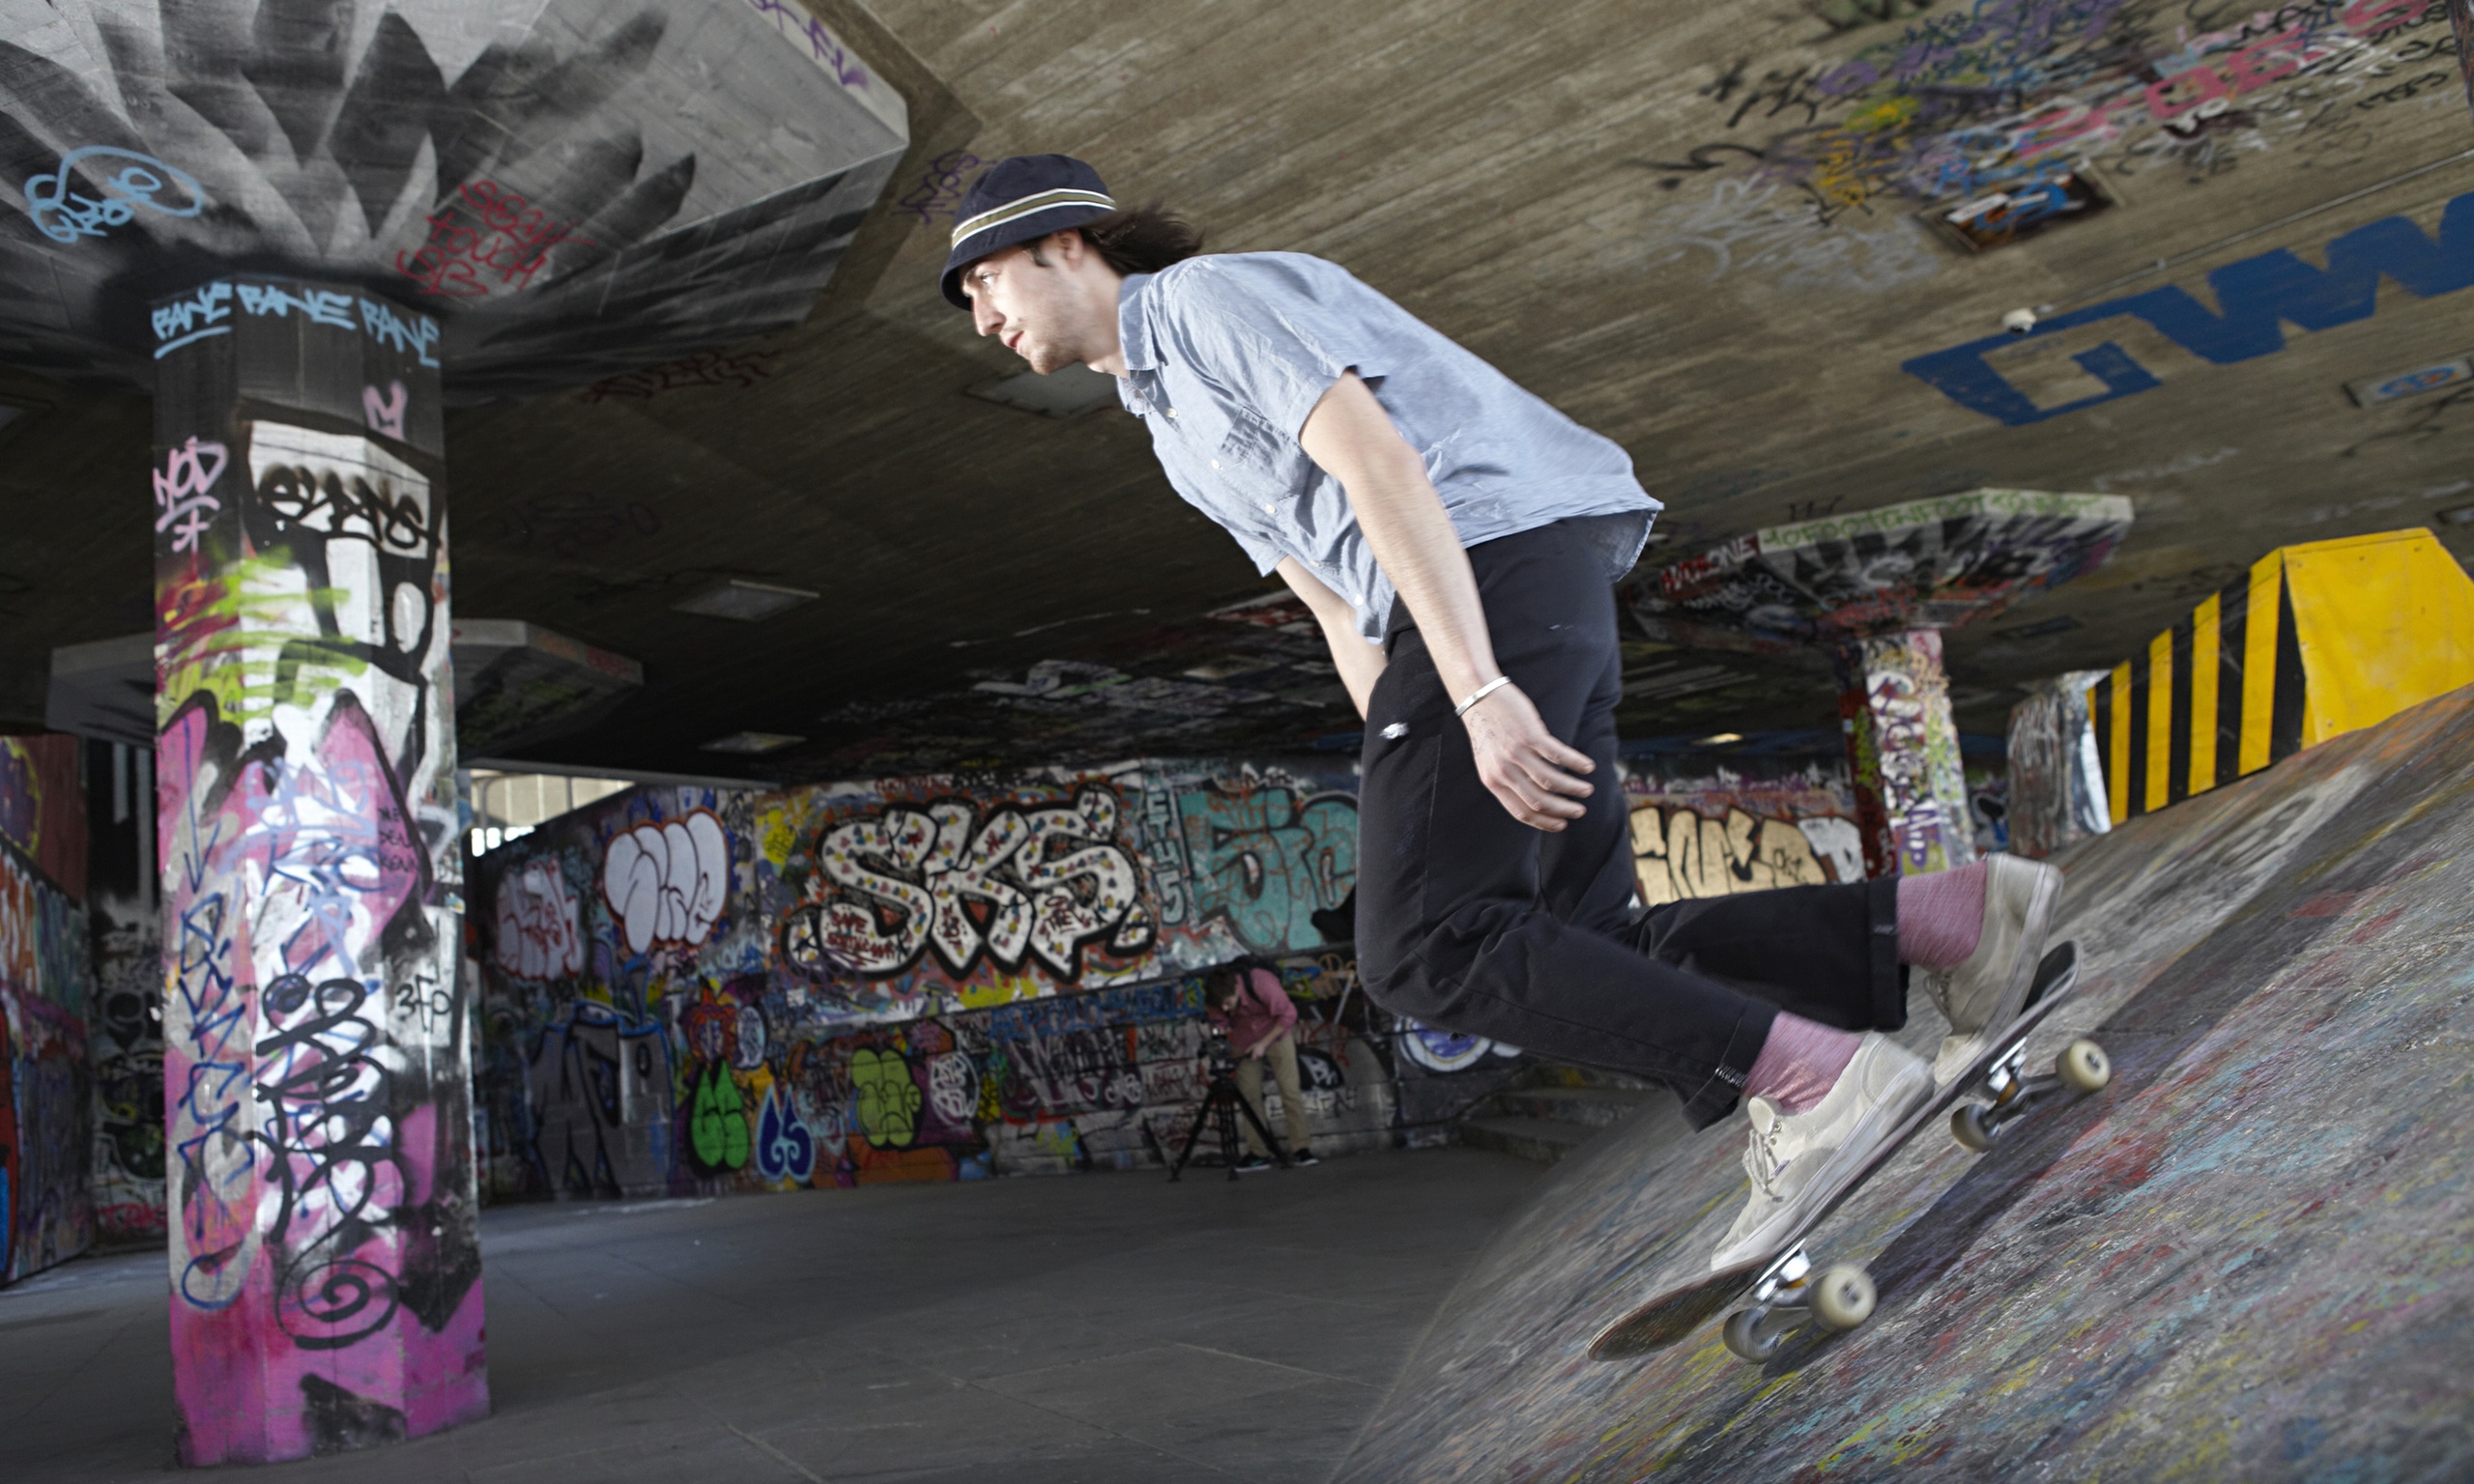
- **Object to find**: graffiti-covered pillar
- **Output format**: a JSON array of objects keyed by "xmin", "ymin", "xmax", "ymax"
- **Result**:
[
  {"xmin": 152, "ymin": 276, "xmax": 484, "ymax": 1466},
  {"xmin": 1834, "ymin": 629, "xmax": 1976, "ymax": 879}
]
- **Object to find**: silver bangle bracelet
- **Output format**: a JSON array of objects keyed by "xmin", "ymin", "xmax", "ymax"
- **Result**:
[{"xmin": 1453, "ymin": 674, "xmax": 1512, "ymax": 718}]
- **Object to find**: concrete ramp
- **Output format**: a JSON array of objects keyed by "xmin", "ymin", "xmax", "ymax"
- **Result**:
[{"xmin": 1339, "ymin": 685, "xmax": 2474, "ymax": 1481}]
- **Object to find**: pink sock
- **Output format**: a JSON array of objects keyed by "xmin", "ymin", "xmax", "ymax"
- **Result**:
[
  {"xmin": 1898, "ymin": 861, "xmax": 1988, "ymax": 970},
  {"xmin": 1744, "ymin": 1013, "xmax": 1861, "ymax": 1115}
]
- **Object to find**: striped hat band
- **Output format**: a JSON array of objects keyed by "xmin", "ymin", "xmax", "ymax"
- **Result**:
[{"xmin": 949, "ymin": 188, "xmax": 1118, "ymax": 250}]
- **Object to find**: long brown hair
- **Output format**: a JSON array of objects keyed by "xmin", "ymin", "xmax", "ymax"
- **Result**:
[{"xmin": 1025, "ymin": 203, "xmax": 1204, "ymax": 276}]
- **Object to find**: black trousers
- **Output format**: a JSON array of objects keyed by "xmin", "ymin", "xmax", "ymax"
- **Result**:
[{"xmin": 1355, "ymin": 520, "xmax": 1905, "ymax": 1129}]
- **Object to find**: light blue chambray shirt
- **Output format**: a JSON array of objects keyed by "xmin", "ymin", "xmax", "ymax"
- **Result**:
[{"xmin": 1114, "ymin": 252, "xmax": 1660, "ymax": 643}]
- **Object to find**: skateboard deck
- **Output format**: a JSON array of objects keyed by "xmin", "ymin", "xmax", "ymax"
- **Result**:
[{"xmin": 1588, "ymin": 939, "xmax": 2092, "ymax": 1361}]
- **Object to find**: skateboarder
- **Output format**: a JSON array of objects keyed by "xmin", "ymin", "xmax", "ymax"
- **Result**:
[{"xmin": 940, "ymin": 155, "xmax": 2063, "ymax": 1269}]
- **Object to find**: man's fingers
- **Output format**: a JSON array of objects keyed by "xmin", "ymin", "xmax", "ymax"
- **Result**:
[
  {"xmin": 1482, "ymin": 775, "xmax": 1574, "ymax": 832},
  {"xmin": 1520, "ymin": 754, "xmax": 1594, "ymax": 800},
  {"xmin": 1516, "ymin": 772, "xmax": 1588, "ymax": 816},
  {"xmin": 1539, "ymin": 734, "xmax": 1597, "ymax": 775}
]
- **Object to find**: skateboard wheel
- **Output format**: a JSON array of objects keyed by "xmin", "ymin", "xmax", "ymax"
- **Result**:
[
  {"xmin": 1951, "ymin": 1100, "xmax": 1999, "ymax": 1153},
  {"xmin": 1812, "ymin": 1265, "xmax": 1876, "ymax": 1331},
  {"xmin": 2057, "ymin": 1038, "xmax": 2111, "ymax": 1093},
  {"xmin": 1722, "ymin": 1307, "xmax": 1783, "ymax": 1363}
]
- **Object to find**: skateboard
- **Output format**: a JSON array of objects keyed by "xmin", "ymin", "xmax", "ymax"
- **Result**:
[{"xmin": 1587, "ymin": 940, "xmax": 2105, "ymax": 1364}]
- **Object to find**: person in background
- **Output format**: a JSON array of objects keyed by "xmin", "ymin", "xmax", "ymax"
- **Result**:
[{"xmin": 1203, "ymin": 960, "xmax": 1318, "ymax": 1171}]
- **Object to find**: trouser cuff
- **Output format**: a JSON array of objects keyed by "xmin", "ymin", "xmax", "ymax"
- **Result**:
[
  {"xmin": 1678, "ymin": 1004, "xmax": 1778, "ymax": 1129},
  {"xmin": 1869, "ymin": 874, "xmax": 1908, "ymax": 1032}
]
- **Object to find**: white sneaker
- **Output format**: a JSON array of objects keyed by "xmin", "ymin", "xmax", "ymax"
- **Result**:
[
  {"xmin": 1926, "ymin": 856, "xmax": 2065, "ymax": 1086},
  {"xmin": 1708, "ymin": 1033, "xmax": 1933, "ymax": 1270}
]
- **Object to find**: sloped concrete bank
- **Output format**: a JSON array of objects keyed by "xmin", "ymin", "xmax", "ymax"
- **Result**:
[{"xmin": 1340, "ymin": 684, "xmax": 2474, "ymax": 1482}]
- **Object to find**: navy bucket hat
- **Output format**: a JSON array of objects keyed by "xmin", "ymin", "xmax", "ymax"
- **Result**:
[{"xmin": 939, "ymin": 154, "xmax": 1117, "ymax": 309}]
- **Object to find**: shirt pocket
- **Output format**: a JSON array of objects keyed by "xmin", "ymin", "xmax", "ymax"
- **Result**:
[{"xmin": 1218, "ymin": 405, "xmax": 1287, "ymax": 473}]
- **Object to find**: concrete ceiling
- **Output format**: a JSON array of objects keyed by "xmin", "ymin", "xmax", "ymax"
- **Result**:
[{"xmin": 5, "ymin": 0, "xmax": 2471, "ymax": 779}]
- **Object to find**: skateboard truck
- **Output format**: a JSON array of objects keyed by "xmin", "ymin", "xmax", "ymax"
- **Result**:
[
  {"xmin": 1720, "ymin": 1243, "xmax": 1878, "ymax": 1363},
  {"xmin": 1951, "ymin": 1036, "xmax": 2112, "ymax": 1153}
]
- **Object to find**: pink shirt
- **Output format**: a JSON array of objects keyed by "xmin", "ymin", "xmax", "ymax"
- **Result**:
[{"xmin": 1209, "ymin": 967, "xmax": 1297, "ymax": 1054}]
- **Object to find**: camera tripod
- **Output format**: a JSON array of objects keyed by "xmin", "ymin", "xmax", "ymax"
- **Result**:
[{"xmin": 1165, "ymin": 1061, "xmax": 1292, "ymax": 1182}]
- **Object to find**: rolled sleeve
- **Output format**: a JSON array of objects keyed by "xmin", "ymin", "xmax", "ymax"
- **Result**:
[{"xmin": 1159, "ymin": 259, "xmax": 1385, "ymax": 441}]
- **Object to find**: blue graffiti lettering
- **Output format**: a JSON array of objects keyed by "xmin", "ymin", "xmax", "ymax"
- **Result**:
[
  {"xmin": 24, "ymin": 146, "xmax": 206, "ymax": 245},
  {"xmin": 1905, "ymin": 192, "xmax": 2474, "ymax": 425},
  {"xmin": 150, "ymin": 277, "xmax": 443, "ymax": 367}
]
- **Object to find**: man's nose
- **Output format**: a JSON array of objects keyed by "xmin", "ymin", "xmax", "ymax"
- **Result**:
[{"xmin": 972, "ymin": 300, "xmax": 1000, "ymax": 336}]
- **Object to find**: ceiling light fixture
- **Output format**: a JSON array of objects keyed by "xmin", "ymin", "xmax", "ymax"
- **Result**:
[
  {"xmin": 1694, "ymin": 731, "xmax": 1746, "ymax": 745},
  {"xmin": 672, "ymin": 579, "xmax": 819, "ymax": 621},
  {"xmin": 967, "ymin": 362, "xmax": 1120, "ymax": 419},
  {"xmin": 701, "ymin": 730, "xmax": 804, "ymax": 755}
]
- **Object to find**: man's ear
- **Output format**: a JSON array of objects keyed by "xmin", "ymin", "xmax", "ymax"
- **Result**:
[{"xmin": 1046, "ymin": 227, "xmax": 1088, "ymax": 266}]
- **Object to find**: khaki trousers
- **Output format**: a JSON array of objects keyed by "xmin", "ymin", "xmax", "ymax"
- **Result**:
[{"xmin": 1235, "ymin": 1030, "xmax": 1310, "ymax": 1157}]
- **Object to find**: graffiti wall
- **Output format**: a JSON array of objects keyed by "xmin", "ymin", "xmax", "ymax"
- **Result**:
[
  {"xmin": 472, "ymin": 760, "xmax": 1371, "ymax": 1199},
  {"xmin": 84, "ymin": 740, "xmax": 165, "ymax": 1247},
  {"xmin": 1624, "ymin": 756, "xmax": 1866, "ymax": 903},
  {"xmin": 0, "ymin": 733, "xmax": 94, "ymax": 1285}
]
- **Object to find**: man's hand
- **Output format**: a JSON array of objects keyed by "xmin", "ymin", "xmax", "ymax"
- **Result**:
[{"xmin": 1462, "ymin": 681, "xmax": 1596, "ymax": 830}]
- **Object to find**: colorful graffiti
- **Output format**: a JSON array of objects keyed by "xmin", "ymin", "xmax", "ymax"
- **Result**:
[
  {"xmin": 471, "ymin": 759, "xmax": 1397, "ymax": 1198},
  {"xmin": 0, "ymin": 739, "xmax": 93, "ymax": 1284},
  {"xmin": 89, "ymin": 895, "xmax": 166, "ymax": 1246},
  {"xmin": 1, "ymin": 991, "xmax": 91, "ymax": 1284},
  {"xmin": 1635, "ymin": 490, "xmax": 2136, "ymax": 651},
  {"xmin": 154, "ymin": 278, "xmax": 482, "ymax": 1463},
  {"xmin": 1623, "ymin": 756, "xmax": 1866, "ymax": 902},
  {"xmin": 1175, "ymin": 784, "xmax": 1359, "ymax": 955},
  {"xmin": 1840, "ymin": 630, "xmax": 1979, "ymax": 876},
  {"xmin": 1646, "ymin": 0, "xmax": 2459, "ymax": 297},
  {"xmin": 782, "ymin": 788, "xmax": 1155, "ymax": 984}
]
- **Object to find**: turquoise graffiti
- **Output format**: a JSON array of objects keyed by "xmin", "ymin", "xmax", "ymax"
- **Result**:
[{"xmin": 1177, "ymin": 785, "xmax": 1358, "ymax": 952}]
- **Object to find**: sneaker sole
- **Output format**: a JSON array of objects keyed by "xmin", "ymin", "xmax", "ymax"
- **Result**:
[
  {"xmin": 1708, "ymin": 1059, "xmax": 1935, "ymax": 1270},
  {"xmin": 1933, "ymin": 865, "xmax": 2065, "ymax": 1086}
]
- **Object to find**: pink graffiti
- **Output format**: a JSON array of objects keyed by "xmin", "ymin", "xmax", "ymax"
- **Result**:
[
  {"xmin": 2143, "ymin": 32, "xmax": 2345, "ymax": 124},
  {"xmin": 495, "ymin": 858, "xmax": 584, "ymax": 981},
  {"xmin": 361, "ymin": 380, "xmax": 407, "ymax": 440},
  {"xmin": 153, "ymin": 437, "xmax": 229, "ymax": 553}
]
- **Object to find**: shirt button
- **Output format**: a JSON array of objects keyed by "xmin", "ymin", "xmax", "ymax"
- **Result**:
[
  {"xmin": 1165, "ymin": 408, "xmax": 1177, "ymax": 418},
  {"xmin": 1210, "ymin": 459, "xmax": 1221, "ymax": 469}
]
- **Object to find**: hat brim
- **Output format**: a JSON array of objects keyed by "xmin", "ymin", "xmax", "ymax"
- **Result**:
[{"xmin": 940, "ymin": 202, "xmax": 1116, "ymax": 309}]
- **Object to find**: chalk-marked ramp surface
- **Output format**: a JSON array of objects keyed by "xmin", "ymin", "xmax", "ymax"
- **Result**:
[{"xmin": 1338, "ymin": 685, "xmax": 2474, "ymax": 1482}]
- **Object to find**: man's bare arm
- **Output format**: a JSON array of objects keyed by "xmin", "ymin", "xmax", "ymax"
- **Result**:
[
  {"xmin": 1275, "ymin": 558, "xmax": 1386, "ymax": 719},
  {"xmin": 1297, "ymin": 372, "xmax": 1595, "ymax": 831}
]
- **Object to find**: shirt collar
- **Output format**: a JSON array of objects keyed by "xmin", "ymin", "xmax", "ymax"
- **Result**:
[{"xmin": 1116, "ymin": 272, "xmax": 1157, "ymax": 372}]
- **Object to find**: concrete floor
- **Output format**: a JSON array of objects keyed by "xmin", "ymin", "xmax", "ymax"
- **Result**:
[{"xmin": 0, "ymin": 1146, "xmax": 1541, "ymax": 1483}]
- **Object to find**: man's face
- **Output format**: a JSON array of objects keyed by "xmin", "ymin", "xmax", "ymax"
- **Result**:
[{"xmin": 964, "ymin": 237, "xmax": 1096, "ymax": 375}]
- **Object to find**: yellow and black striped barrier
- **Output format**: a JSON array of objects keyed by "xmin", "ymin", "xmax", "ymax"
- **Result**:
[{"xmin": 2087, "ymin": 528, "xmax": 2474, "ymax": 825}]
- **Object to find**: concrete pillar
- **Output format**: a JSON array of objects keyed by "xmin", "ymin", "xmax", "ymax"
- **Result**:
[
  {"xmin": 1834, "ymin": 629, "xmax": 1977, "ymax": 878},
  {"xmin": 152, "ymin": 276, "xmax": 485, "ymax": 1464}
]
